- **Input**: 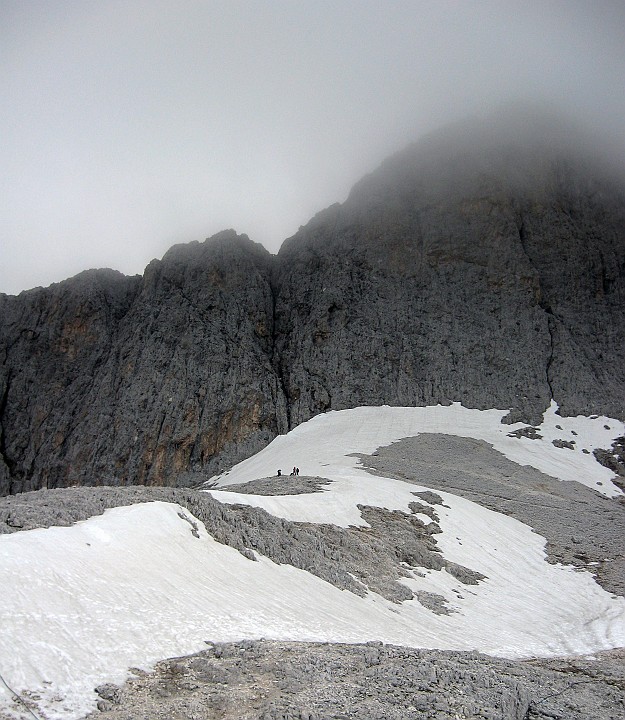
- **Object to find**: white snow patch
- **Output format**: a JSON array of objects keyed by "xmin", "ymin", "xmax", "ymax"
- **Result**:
[
  {"xmin": 209, "ymin": 402, "xmax": 624, "ymax": 497},
  {"xmin": 1, "ymin": 403, "xmax": 624, "ymax": 718}
]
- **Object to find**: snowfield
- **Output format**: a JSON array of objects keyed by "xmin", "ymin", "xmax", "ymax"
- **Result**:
[
  {"xmin": 1, "ymin": 403, "xmax": 624, "ymax": 719},
  {"xmin": 210, "ymin": 401, "xmax": 624, "ymax": 499}
]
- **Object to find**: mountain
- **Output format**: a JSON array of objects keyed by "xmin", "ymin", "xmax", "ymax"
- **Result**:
[
  {"xmin": 1, "ymin": 112, "xmax": 625, "ymax": 717},
  {"xmin": 274, "ymin": 111, "xmax": 625, "ymax": 428},
  {"xmin": 1, "ymin": 110, "xmax": 624, "ymax": 496}
]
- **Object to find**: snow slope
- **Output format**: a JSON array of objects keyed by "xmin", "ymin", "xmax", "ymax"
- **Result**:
[
  {"xmin": 1, "ymin": 403, "xmax": 624, "ymax": 719},
  {"xmin": 210, "ymin": 401, "xmax": 624, "ymax": 500}
]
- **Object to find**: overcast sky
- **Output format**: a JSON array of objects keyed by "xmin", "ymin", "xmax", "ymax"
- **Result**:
[{"xmin": 1, "ymin": 0, "xmax": 624, "ymax": 295}]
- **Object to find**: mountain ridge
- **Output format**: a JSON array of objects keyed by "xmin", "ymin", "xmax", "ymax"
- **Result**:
[{"xmin": 1, "ymin": 114, "xmax": 624, "ymax": 495}]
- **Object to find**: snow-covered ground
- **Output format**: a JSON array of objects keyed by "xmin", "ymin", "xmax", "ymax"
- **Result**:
[
  {"xmin": 1, "ymin": 403, "xmax": 624, "ymax": 719},
  {"xmin": 210, "ymin": 401, "xmax": 624, "ymax": 499}
]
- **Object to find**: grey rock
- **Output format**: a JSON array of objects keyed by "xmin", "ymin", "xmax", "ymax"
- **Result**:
[
  {"xmin": 1, "ymin": 112, "xmax": 624, "ymax": 495},
  {"xmin": 272, "ymin": 118, "xmax": 625, "ymax": 430},
  {"xmin": 85, "ymin": 641, "xmax": 625, "ymax": 720},
  {"xmin": 0, "ymin": 268, "xmax": 141, "ymax": 495},
  {"xmin": 594, "ymin": 437, "xmax": 625, "ymax": 492},
  {"xmin": 218, "ymin": 475, "xmax": 332, "ymax": 496},
  {"xmin": 552, "ymin": 438, "xmax": 575, "ymax": 449},
  {"xmin": 411, "ymin": 491, "xmax": 446, "ymax": 506},
  {"xmin": 0, "ymin": 232, "xmax": 287, "ymax": 496},
  {"xmin": 508, "ymin": 426, "xmax": 543, "ymax": 440},
  {"xmin": 414, "ymin": 590, "xmax": 452, "ymax": 615},
  {"xmin": 444, "ymin": 561, "xmax": 486, "ymax": 585},
  {"xmin": 359, "ymin": 433, "xmax": 625, "ymax": 596},
  {"xmin": 407, "ymin": 500, "xmax": 439, "ymax": 521},
  {"xmin": 95, "ymin": 684, "xmax": 122, "ymax": 704}
]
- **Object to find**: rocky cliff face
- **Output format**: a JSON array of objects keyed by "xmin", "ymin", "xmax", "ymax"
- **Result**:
[
  {"xmin": 0, "ymin": 232, "xmax": 287, "ymax": 495},
  {"xmin": 1, "ymin": 118, "xmax": 624, "ymax": 495},
  {"xmin": 274, "ymin": 127, "xmax": 625, "ymax": 427}
]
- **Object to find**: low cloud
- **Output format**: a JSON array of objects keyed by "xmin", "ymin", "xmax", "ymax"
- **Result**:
[{"xmin": 1, "ymin": 1, "xmax": 624, "ymax": 294}]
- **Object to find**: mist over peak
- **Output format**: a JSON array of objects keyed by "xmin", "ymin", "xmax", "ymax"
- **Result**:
[
  {"xmin": 343, "ymin": 104, "xmax": 625, "ymax": 214},
  {"xmin": 2, "ymin": 1, "xmax": 625, "ymax": 294}
]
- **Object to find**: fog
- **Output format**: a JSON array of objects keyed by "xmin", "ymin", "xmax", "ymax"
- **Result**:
[{"xmin": 1, "ymin": 0, "xmax": 624, "ymax": 295}]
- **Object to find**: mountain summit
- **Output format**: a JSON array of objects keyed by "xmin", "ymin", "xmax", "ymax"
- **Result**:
[
  {"xmin": 1, "ymin": 112, "xmax": 624, "ymax": 494},
  {"xmin": 2, "ymin": 111, "xmax": 625, "ymax": 720}
]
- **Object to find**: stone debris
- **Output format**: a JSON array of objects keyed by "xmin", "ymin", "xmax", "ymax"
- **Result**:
[
  {"xmin": 86, "ymin": 641, "xmax": 625, "ymax": 720},
  {"xmin": 217, "ymin": 475, "xmax": 332, "ymax": 496},
  {"xmin": 507, "ymin": 426, "xmax": 543, "ymax": 440}
]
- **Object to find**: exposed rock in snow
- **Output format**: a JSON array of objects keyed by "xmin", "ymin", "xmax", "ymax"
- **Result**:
[{"xmin": 359, "ymin": 432, "xmax": 625, "ymax": 596}]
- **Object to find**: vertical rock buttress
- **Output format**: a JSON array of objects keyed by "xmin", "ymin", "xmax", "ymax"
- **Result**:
[{"xmin": 0, "ymin": 233, "xmax": 289, "ymax": 495}]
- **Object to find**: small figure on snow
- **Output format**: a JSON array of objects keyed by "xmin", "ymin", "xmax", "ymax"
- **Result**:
[{"xmin": 277, "ymin": 469, "xmax": 282, "ymax": 476}]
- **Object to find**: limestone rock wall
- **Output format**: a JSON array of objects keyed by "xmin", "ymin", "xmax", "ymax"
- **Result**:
[
  {"xmin": 1, "ymin": 126, "xmax": 624, "ymax": 495},
  {"xmin": 0, "ymin": 232, "xmax": 286, "ymax": 495},
  {"xmin": 274, "ymin": 139, "xmax": 625, "ymax": 427}
]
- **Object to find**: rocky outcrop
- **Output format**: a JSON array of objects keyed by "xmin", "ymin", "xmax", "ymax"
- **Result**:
[
  {"xmin": 87, "ymin": 641, "xmax": 625, "ymax": 720},
  {"xmin": 1, "ymin": 115, "xmax": 624, "ymax": 495},
  {"xmin": 0, "ymin": 232, "xmax": 286, "ymax": 495},
  {"xmin": 273, "ymin": 118, "xmax": 625, "ymax": 427}
]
